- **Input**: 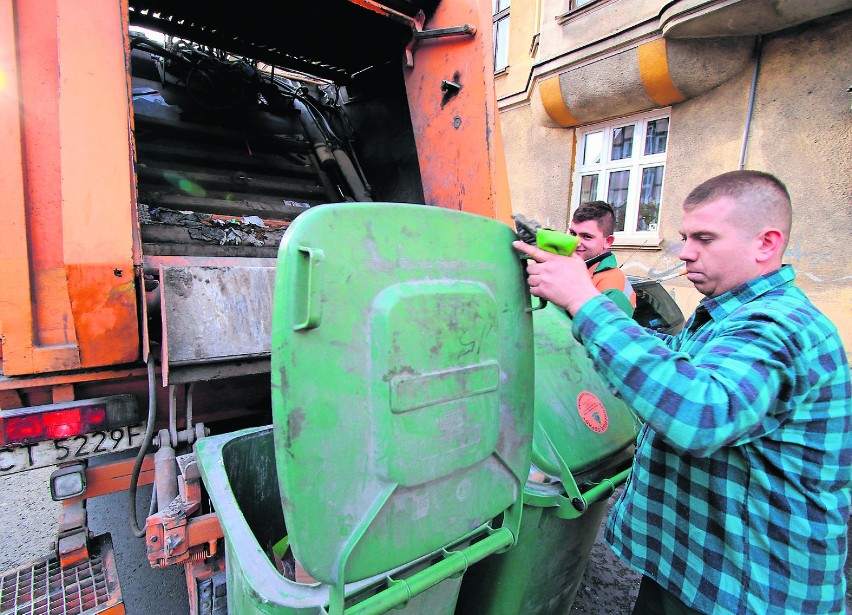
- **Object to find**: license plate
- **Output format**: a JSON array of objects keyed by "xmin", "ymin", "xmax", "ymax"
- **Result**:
[{"xmin": 0, "ymin": 423, "xmax": 146, "ymax": 476}]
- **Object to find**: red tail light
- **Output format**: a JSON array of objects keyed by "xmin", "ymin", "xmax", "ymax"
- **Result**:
[
  {"xmin": 0, "ymin": 395, "xmax": 138, "ymax": 445},
  {"xmin": 3, "ymin": 415, "xmax": 43, "ymax": 441}
]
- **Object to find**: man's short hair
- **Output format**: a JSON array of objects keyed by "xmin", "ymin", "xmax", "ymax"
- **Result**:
[
  {"xmin": 683, "ymin": 170, "xmax": 792, "ymax": 241},
  {"xmin": 573, "ymin": 200, "xmax": 616, "ymax": 237}
]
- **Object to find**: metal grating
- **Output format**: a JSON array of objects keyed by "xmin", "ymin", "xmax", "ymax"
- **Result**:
[{"xmin": 0, "ymin": 535, "xmax": 123, "ymax": 615}]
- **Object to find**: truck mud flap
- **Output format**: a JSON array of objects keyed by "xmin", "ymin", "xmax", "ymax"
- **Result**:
[{"xmin": 0, "ymin": 534, "xmax": 124, "ymax": 615}]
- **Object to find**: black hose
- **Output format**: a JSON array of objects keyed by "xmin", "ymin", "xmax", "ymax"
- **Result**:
[
  {"xmin": 129, "ymin": 36, "xmax": 191, "ymax": 67},
  {"xmin": 128, "ymin": 354, "xmax": 159, "ymax": 538}
]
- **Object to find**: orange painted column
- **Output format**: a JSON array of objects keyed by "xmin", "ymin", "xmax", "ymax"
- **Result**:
[
  {"xmin": 403, "ymin": 1, "xmax": 513, "ymax": 226},
  {"xmin": 57, "ymin": 0, "xmax": 139, "ymax": 369},
  {"xmin": 0, "ymin": 0, "xmax": 139, "ymax": 376}
]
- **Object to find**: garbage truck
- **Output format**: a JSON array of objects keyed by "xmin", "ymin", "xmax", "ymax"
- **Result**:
[{"xmin": 0, "ymin": 1, "xmax": 683, "ymax": 613}]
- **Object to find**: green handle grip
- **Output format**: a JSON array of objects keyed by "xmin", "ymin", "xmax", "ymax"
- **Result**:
[
  {"xmin": 516, "ymin": 227, "xmax": 577, "ymax": 312},
  {"xmin": 519, "ymin": 229, "xmax": 577, "ymax": 312},
  {"xmin": 536, "ymin": 229, "xmax": 579, "ymax": 256},
  {"xmin": 341, "ymin": 528, "xmax": 515, "ymax": 615},
  {"xmin": 293, "ymin": 246, "xmax": 324, "ymax": 331}
]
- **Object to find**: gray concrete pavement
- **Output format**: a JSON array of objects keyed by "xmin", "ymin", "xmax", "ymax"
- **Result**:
[
  {"xmin": 570, "ymin": 496, "xmax": 641, "ymax": 613},
  {"xmin": 0, "ymin": 467, "xmax": 61, "ymax": 570},
  {"xmin": 88, "ymin": 484, "xmax": 189, "ymax": 614},
  {"xmin": 0, "ymin": 468, "xmax": 189, "ymax": 615}
]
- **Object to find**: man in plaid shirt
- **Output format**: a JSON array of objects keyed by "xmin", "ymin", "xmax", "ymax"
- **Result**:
[{"xmin": 514, "ymin": 170, "xmax": 851, "ymax": 614}]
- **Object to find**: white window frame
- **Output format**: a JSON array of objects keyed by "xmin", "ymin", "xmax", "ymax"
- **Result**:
[
  {"xmin": 493, "ymin": 0, "xmax": 510, "ymax": 73},
  {"xmin": 570, "ymin": 108, "xmax": 671, "ymax": 246}
]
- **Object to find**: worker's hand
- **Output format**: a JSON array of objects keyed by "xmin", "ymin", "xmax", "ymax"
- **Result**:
[{"xmin": 512, "ymin": 241, "xmax": 600, "ymax": 315}]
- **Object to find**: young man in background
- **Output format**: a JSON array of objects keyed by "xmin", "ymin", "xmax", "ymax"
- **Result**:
[{"xmin": 569, "ymin": 200, "xmax": 636, "ymax": 316}]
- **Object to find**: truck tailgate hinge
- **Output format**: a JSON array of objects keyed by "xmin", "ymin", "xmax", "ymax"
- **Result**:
[
  {"xmin": 146, "ymin": 453, "xmax": 223, "ymax": 569},
  {"xmin": 346, "ymin": 1, "xmax": 476, "ymax": 67}
]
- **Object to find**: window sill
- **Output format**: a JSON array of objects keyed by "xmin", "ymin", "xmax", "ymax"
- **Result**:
[
  {"xmin": 556, "ymin": 0, "xmax": 618, "ymax": 26},
  {"xmin": 494, "ymin": 67, "xmax": 509, "ymax": 77},
  {"xmin": 613, "ymin": 236, "xmax": 662, "ymax": 249}
]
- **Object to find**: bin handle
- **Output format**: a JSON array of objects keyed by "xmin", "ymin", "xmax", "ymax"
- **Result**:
[
  {"xmin": 553, "ymin": 467, "xmax": 630, "ymax": 520},
  {"xmin": 527, "ymin": 295, "xmax": 547, "ymax": 312},
  {"xmin": 519, "ymin": 254, "xmax": 548, "ymax": 312},
  {"xmin": 293, "ymin": 245, "xmax": 324, "ymax": 330},
  {"xmin": 327, "ymin": 479, "xmax": 524, "ymax": 615},
  {"xmin": 340, "ymin": 527, "xmax": 515, "ymax": 615},
  {"xmin": 533, "ymin": 431, "xmax": 631, "ymax": 519}
]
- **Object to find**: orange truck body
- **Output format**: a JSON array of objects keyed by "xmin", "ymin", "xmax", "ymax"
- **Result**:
[{"xmin": 0, "ymin": 0, "xmax": 510, "ymax": 612}]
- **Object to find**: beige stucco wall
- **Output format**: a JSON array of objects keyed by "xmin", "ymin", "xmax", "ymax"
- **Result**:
[
  {"xmin": 751, "ymin": 15, "xmax": 852, "ymax": 350},
  {"xmin": 502, "ymin": 11, "xmax": 852, "ymax": 354},
  {"xmin": 537, "ymin": 0, "xmax": 662, "ymax": 66},
  {"xmin": 501, "ymin": 102, "xmax": 574, "ymax": 231},
  {"xmin": 494, "ymin": 0, "xmax": 539, "ymax": 101}
]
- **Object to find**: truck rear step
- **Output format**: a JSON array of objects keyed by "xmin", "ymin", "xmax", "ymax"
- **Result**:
[{"xmin": 0, "ymin": 534, "xmax": 123, "ymax": 615}]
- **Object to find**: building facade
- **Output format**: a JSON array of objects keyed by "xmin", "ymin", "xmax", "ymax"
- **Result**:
[{"xmin": 494, "ymin": 0, "xmax": 852, "ymax": 352}]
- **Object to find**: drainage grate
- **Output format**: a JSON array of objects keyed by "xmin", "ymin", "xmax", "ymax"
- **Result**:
[{"xmin": 0, "ymin": 534, "xmax": 123, "ymax": 615}]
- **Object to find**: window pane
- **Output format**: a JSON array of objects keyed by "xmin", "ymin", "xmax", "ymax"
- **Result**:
[
  {"xmin": 572, "ymin": 112, "xmax": 670, "ymax": 237},
  {"xmin": 607, "ymin": 170, "xmax": 629, "ymax": 232},
  {"xmin": 574, "ymin": 0, "xmax": 595, "ymax": 7},
  {"xmin": 494, "ymin": 0, "xmax": 510, "ymax": 13},
  {"xmin": 645, "ymin": 118, "xmax": 669, "ymax": 155},
  {"xmin": 494, "ymin": 16, "xmax": 510, "ymax": 72},
  {"xmin": 611, "ymin": 125, "xmax": 634, "ymax": 161},
  {"xmin": 638, "ymin": 166, "xmax": 664, "ymax": 231},
  {"xmin": 579, "ymin": 174, "xmax": 599, "ymax": 203},
  {"xmin": 582, "ymin": 131, "xmax": 603, "ymax": 166}
]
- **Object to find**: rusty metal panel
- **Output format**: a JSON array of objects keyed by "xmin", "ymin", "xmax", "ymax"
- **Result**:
[
  {"xmin": 160, "ymin": 266, "xmax": 275, "ymax": 381},
  {"xmin": 403, "ymin": 1, "xmax": 513, "ymax": 224}
]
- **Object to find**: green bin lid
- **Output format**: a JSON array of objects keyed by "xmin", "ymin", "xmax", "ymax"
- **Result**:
[
  {"xmin": 530, "ymin": 303, "xmax": 641, "ymax": 485},
  {"xmin": 271, "ymin": 203, "xmax": 534, "ymax": 586}
]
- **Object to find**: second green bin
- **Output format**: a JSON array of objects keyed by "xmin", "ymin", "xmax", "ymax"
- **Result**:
[{"xmin": 455, "ymin": 302, "xmax": 642, "ymax": 614}]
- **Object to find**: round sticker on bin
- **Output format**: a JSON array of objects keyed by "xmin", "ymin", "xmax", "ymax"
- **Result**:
[{"xmin": 577, "ymin": 391, "xmax": 608, "ymax": 433}]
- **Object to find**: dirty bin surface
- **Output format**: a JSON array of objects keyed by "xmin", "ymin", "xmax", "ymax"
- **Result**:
[{"xmin": 270, "ymin": 203, "xmax": 535, "ymax": 591}]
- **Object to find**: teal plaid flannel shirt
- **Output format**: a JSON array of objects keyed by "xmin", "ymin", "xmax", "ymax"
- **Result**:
[{"xmin": 572, "ymin": 265, "xmax": 852, "ymax": 614}]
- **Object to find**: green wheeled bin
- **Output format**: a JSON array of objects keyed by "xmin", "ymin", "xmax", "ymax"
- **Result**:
[
  {"xmin": 196, "ymin": 202, "xmax": 537, "ymax": 614},
  {"xmin": 455, "ymin": 301, "xmax": 642, "ymax": 615},
  {"xmin": 196, "ymin": 426, "xmax": 468, "ymax": 615}
]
